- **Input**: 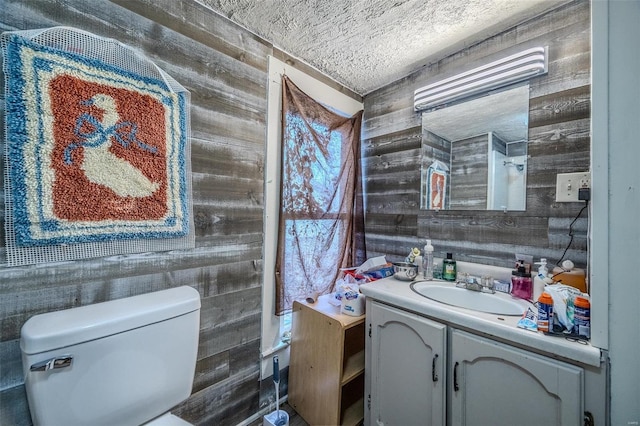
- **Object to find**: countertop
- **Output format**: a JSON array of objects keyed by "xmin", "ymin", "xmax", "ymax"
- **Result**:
[{"xmin": 359, "ymin": 276, "xmax": 602, "ymax": 367}]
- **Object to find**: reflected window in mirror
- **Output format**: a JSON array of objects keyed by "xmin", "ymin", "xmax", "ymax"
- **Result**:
[{"xmin": 420, "ymin": 84, "xmax": 529, "ymax": 212}]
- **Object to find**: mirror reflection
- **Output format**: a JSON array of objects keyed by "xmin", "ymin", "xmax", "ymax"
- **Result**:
[{"xmin": 420, "ymin": 84, "xmax": 530, "ymax": 211}]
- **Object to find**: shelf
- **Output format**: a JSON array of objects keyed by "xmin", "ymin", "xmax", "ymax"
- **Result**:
[
  {"xmin": 342, "ymin": 349, "xmax": 365, "ymax": 385},
  {"xmin": 341, "ymin": 396, "xmax": 364, "ymax": 426},
  {"xmin": 289, "ymin": 296, "xmax": 365, "ymax": 426},
  {"xmin": 341, "ymin": 373, "xmax": 365, "ymax": 426}
]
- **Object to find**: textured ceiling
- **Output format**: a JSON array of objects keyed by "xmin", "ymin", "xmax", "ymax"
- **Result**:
[{"xmin": 199, "ymin": 0, "xmax": 568, "ymax": 95}]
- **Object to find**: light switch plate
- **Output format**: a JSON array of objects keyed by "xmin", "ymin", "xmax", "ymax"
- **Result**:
[{"xmin": 555, "ymin": 172, "xmax": 590, "ymax": 202}]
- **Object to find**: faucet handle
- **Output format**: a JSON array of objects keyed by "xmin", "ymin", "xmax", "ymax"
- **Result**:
[
  {"xmin": 481, "ymin": 276, "xmax": 495, "ymax": 293},
  {"xmin": 455, "ymin": 272, "xmax": 469, "ymax": 287}
]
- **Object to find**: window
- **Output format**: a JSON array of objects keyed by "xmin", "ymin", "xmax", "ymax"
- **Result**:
[
  {"xmin": 261, "ymin": 57, "xmax": 363, "ymax": 378},
  {"xmin": 276, "ymin": 109, "xmax": 351, "ymax": 313}
]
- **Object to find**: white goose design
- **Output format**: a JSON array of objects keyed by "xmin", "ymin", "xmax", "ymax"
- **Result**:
[{"xmin": 76, "ymin": 94, "xmax": 160, "ymax": 198}]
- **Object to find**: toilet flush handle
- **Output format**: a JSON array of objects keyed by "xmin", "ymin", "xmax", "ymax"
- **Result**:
[{"xmin": 30, "ymin": 355, "xmax": 73, "ymax": 372}]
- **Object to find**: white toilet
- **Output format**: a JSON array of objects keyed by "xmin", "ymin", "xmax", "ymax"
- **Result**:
[{"xmin": 20, "ymin": 286, "xmax": 201, "ymax": 426}]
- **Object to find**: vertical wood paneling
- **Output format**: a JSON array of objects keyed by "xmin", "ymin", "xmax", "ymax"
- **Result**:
[
  {"xmin": 0, "ymin": 1, "xmax": 272, "ymax": 425},
  {"xmin": 362, "ymin": 0, "xmax": 591, "ymax": 269}
]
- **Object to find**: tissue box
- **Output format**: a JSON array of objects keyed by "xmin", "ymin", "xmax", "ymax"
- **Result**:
[
  {"xmin": 341, "ymin": 291, "xmax": 365, "ymax": 316},
  {"xmin": 365, "ymin": 264, "xmax": 394, "ymax": 279},
  {"xmin": 355, "ymin": 256, "xmax": 387, "ymax": 273}
]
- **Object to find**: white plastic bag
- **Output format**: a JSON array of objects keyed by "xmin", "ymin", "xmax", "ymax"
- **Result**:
[{"xmin": 544, "ymin": 284, "xmax": 582, "ymax": 331}]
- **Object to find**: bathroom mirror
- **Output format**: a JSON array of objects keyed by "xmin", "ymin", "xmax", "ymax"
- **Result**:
[{"xmin": 420, "ymin": 84, "xmax": 529, "ymax": 211}]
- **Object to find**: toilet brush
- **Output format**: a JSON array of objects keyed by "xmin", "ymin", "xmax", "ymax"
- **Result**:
[
  {"xmin": 263, "ymin": 356, "xmax": 289, "ymax": 426},
  {"xmin": 272, "ymin": 355, "xmax": 286, "ymax": 426}
]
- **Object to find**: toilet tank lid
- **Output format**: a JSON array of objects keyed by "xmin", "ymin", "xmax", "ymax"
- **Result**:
[{"xmin": 21, "ymin": 286, "xmax": 201, "ymax": 355}]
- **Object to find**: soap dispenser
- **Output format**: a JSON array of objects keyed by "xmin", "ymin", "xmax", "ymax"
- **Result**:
[
  {"xmin": 511, "ymin": 264, "xmax": 532, "ymax": 300},
  {"xmin": 423, "ymin": 240, "xmax": 434, "ymax": 279},
  {"xmin": 533, "ymin": 258, "xmax": 549, "ymax": 302}
]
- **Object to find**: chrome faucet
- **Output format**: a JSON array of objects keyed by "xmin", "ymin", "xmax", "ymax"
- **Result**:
[{"xmin": 456, "ymin": 273, "xmax": 495, "ymax": 294}]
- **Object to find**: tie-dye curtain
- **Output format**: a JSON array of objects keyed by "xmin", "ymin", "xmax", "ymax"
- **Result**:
[{"xmin": 275, "ymin": 75, "xmax": 366, "ymax": 315}]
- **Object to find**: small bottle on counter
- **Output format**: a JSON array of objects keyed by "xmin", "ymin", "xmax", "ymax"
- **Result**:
[
  {"xmin": 533, "ymin": 258, "xmax": 549, "ymax": 302},
  {"xmin": 573, "ymin": 296, "xmax": 591, "ymax": 339},
  {"xmin": 442, "ymin": 253, "xmax": 457, "ymax": 281},
  {"xmin": 511, "ymin": 265, "xmax": 533, "ymax": 300},
  {"xmin": 537, "ymin": 292, "xmax": 554, "ymax": 333},
  {"xmin": 423, "ymin": 240, "xmax": 434, "ymax": 280}
]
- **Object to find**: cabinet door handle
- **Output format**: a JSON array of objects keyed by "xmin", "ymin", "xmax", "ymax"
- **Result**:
[
  {"xmin": 431, "ymin": 354, "xmax": 439, "ymax": 382},
  {"xmin": 584, "ymin": 411, "xmax": 594, "ymax": 426},
  {"xmin": 453, "ymin": 361, "xmax": 460, "ymax": 391}
]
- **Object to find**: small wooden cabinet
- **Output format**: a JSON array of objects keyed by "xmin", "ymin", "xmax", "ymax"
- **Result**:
[{"xmin": 289, "ymin": 295, "xmax": 365, "ymax": 426}]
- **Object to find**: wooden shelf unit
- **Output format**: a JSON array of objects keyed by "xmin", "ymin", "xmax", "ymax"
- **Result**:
[{"xmin": 289, "ymin": 295, "xmax": 365, "ymax": 426}]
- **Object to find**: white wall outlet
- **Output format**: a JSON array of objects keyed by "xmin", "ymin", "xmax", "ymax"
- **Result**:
[{"xmin": 555, "ymin": 172, "xmax": 591, "ymax": 202}]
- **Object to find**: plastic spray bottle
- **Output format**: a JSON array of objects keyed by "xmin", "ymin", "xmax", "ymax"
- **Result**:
[{"xmin": 423, "ymin": 240, "xmax": 434, "ymax": 279}]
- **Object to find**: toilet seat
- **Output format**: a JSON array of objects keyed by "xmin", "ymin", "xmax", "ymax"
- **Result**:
[{"xmin": 144, "ymin": 413, "xmax": 193, "ymax": 426}]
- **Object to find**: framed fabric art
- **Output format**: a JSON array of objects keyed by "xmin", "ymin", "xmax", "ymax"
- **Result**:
[
  {"xmin": 427, "ymin": 168, "xmax": 447, "ymax": 210},
  {"xmin": 422, "ymin": 160, "xmax": 449, "ymax": 211},
  {"xmin": 1, "ymin": 27, "xmax": 194, "ymax": 266}
]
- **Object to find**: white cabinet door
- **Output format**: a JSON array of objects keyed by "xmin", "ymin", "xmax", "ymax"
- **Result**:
[
  {"xmin": 368, "ymin": 301, "xmax": 446, "ymax": 426},
  {"xmin": 450, "ymin": 329, "xmax": 583, "ymax": 426}
]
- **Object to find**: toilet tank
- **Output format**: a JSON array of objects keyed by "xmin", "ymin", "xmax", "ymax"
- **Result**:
[{"xmin": 20, "ymin": 286, "xmax": 201, "ymax": 426}]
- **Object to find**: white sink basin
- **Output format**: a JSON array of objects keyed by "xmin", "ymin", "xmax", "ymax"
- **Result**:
[{"xmin": 410, "ymin": 281, "xmax": 531, "ymax": 316}]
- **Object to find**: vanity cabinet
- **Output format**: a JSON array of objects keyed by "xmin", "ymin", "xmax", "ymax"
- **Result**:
[
  {"xmin": 450, "ymin": 329, "xmax": 583, "ymax": 426},
  {"xmin": 367, "ymin": 300, "xmax": 446, "ymax": 426},
  {"xmin": 289, "ymin": 296, "xmax": 365, "ymax": 426},
  {"xmin": 366, "ymin": 301, "xmax": 584, "ymax": 426}
]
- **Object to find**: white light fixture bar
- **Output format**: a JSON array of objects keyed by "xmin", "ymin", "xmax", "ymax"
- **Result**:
[{"xmin": 414, "ymin": 46, "xmax": 548, "ymax": 111}]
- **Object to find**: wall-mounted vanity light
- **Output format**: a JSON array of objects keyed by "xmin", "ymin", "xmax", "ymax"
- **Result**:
[{"xmin": 414, "ymin": 46, "xmax": 548, "ymax": 112}]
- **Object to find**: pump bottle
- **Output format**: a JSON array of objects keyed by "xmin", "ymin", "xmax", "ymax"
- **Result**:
[
  {"xmin": 511, "ymin": 264, "xmax": 532, "ymax": 300},
  {"xmin": 533, "ymin": 258, "xmax": 549, "ymax": 302},
  {"xmin": 423, "ymin": 240, "xmax": 434, "ymax": 279}
]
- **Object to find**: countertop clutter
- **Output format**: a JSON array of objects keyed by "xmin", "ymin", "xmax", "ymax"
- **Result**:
[{"xmin": 360, "ymin": 276, "xmax": 601, "ymax": 367}]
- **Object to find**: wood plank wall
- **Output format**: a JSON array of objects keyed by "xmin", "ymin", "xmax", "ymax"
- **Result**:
[
  {"xmin": 0, "ymin": 0, "xmax": 589, "ymax": 424},
  {"xmin": 0, "ymin": 1, "xmax": 361, "ymax": 425},
  {"xmin": 362, "ymin": 0, "xmax": 591, "ymax": 269},
  {"xmin": 0, "ymin": 1, "xmax": 267, "ymax": 424}
]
